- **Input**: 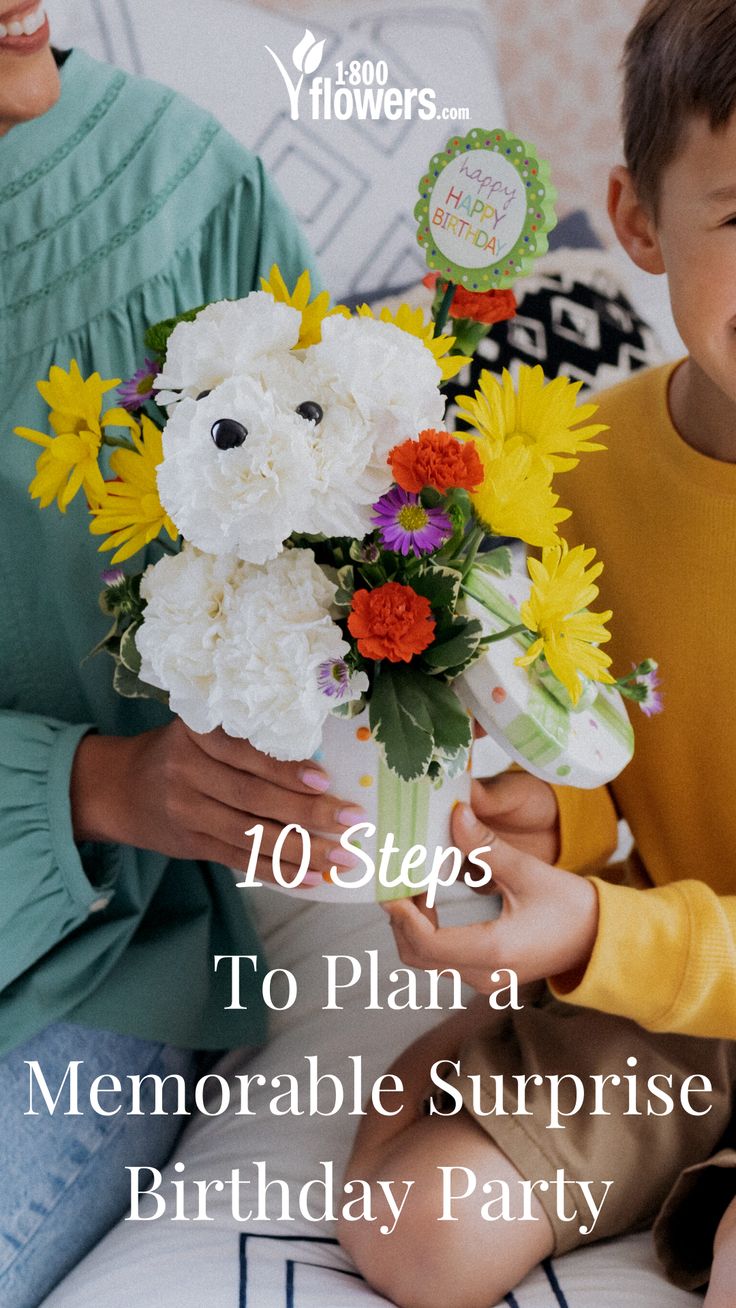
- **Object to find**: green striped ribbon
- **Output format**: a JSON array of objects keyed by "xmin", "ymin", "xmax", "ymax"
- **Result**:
[{"xmin": 375, "ymin": 753, "xmax": 433, "ymax": 903}]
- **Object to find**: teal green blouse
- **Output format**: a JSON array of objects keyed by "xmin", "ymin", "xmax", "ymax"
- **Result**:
[{"xmin": 0, "ymin": 50, "xmax": 319, "ymax": 1056}]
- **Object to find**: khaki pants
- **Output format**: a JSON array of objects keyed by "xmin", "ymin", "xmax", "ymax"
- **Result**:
[{"xmin": 446, "ymin": 991, "xmax": 736, "ymax": 1290}]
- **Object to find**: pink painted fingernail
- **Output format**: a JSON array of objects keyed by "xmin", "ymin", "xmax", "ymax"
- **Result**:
[
  {"xmin": 301, "ymin": 768, "xmax": 330, "ymax": 792},
  {"xmin": 337, "ymin": 806, "xmax": 369, "ymax": 826},
  {"xmin": 295, "ymin": 871, "xmax": 324, "ymax": 888},
  {"xmin": 328, "ymin": 847, "xmax": 361, "ymax": 869}
]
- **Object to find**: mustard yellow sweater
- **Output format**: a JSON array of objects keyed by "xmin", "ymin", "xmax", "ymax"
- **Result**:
[{"xmin": 548, "ymin": 362, "xmax": 736, "ymax": 1038}]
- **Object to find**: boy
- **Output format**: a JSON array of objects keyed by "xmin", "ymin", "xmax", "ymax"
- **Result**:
[{"xmin": 338, "ymin": 1, "xmax": 736, "ymax": 1304}]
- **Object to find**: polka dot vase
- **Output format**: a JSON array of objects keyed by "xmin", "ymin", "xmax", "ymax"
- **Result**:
[{"xmin": 264, "ymin": 709, "xmax": 506, "ymax": 905}]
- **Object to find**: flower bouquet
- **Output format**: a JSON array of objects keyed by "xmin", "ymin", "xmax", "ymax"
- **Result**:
[{"xmin": 15, "ymin": 260, "xmax": 658, "ymax": 903}]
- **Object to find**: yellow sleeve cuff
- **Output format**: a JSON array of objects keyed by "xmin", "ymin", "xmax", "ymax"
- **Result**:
[
  {"xmin": 549, "ymin": 878, "xmax": 736, "ymax": 1038},
  {"xmin": 553, "ymin": 783, "xmax": 618, "ymax": 874}
]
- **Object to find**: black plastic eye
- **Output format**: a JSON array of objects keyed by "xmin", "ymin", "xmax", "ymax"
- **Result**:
[
  {"xmin": 296, "ymin": 401, "xmax": 324, "ymax": 425},
  {"xmin": 211, "ymin": 418, "xmax": 248, "ymax": 450},
  {"xmin": 197, "ymin": 389, "xmax": 212, "ymax": 400}
]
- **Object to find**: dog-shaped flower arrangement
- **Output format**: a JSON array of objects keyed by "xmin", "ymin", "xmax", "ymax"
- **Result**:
[
  {"xmin": 136, "ymin": 289, "xmax": 447, "ymax": 762},
  {"xmin": 16, "ymin": 269, "xmax": 658, "ymax": 898}
]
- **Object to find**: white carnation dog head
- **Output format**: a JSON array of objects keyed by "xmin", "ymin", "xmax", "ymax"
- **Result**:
[
  {"xmin": 155, "ymin": 293, "xmax": 301, "ymax": 403},
  {"xmin": 155, "ymin": 293, "xmax": 446, "ymax": 563}
]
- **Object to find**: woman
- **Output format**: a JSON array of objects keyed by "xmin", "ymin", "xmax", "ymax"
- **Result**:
[{"xmin": 0, "ymin": 11, "xmax": 350, "ymax": 1305}]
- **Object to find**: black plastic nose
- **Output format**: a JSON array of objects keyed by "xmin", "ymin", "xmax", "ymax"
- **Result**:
[
  {"xmin": 211, "ymin": 418, "xmax": 248, "ymax": 450},
  {"xmin": 296, "ymin": 401, "xmax": 324, "ymax": 425}
]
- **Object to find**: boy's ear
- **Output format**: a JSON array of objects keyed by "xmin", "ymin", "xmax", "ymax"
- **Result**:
[{"xmin": 607, "ymin": 166, "xmax": 666, "ymax": 274}]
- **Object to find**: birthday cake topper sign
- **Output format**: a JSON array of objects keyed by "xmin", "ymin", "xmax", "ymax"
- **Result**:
[{"xmin": 415, "ymin": 127, "xmax": 557, "ymax": 291}]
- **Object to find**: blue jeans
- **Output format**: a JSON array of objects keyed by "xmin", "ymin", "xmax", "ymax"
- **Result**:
[{"xmin": 0, "ymin": 1022, "xmax": 198, "ymax": 1308}]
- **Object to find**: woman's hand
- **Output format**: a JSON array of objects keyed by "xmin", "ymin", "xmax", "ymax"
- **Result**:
[
  {"xmin": 384, "ymin": 803, "xmax": 598, "ymax": 991},
  {"xmin": 71, "ymin": 719, "xmax": 364, "ymax": 887}
]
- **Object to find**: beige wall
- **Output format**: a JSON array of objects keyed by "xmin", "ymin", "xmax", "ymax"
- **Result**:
[
  {"xmin": 254, "ymin": 0, "xmax": 646, "ymax": 242},
  {"xmin": 492, "ymin": 0, "xmax": 644, "ymax": 240}
]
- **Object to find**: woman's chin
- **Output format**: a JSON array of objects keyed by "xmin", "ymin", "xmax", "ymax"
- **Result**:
[{"xmin": 0, "ymin": 43, "xmax": 60, "ymax": 134}]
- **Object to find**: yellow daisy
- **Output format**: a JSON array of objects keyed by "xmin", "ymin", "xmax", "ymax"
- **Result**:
[
  {"xmin": 468, "ymin": 443, "xmax": 570, "ymax": 547},
  {"xmin": 21, "ymin": 429, "xmax": 107, "ymax": 511},
  {"xmin": 89, "ymin": 416, "xmax": 178, "ymax": 564},
  {"xmin": 516, "ymin": 542, "xmax": 615, "ymax": 704},
  {"xmin": 455, "ymin": 364, "xmax": 607, "ymax": 474},
  {"xmin": 15, "ymin": 359, "xmax": 138, "ymax": 512},
  {"xmin": 356, "ymin": 302, "xmax": 471, "ymax": 381},
  {"xmin": 260, "ymin": 264, "xmax": 349, "ymax": 348},
  {"xmin": 37, "ymin": 358, "xmax": 121, "ymax": 436}
]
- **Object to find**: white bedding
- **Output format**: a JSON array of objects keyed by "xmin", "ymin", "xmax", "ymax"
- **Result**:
[{"xmin": 45, "ymin": 886, "xmax": 700, "ymax": 1307}]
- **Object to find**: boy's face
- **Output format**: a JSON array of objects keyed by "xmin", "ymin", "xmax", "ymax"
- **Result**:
[{"xmin": 655, "ymin": 110, "xmax": 736, "ymax": 407}]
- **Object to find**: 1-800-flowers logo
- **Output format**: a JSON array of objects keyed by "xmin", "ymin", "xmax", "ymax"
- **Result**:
[{"xmin": 265, "ymin": 28, "xmax": 469, "ymax": 123}]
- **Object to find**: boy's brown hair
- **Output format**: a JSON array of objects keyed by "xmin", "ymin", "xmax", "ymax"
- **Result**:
[{"xmin": 623, "ymin": 0, "xmax": 736, "ymax": 212}]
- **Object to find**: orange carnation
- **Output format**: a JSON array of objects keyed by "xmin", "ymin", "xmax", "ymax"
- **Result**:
[
  {"xmin": 389, "ymin": 428, "xmax": 484, "ymax": 494},
  {"xmin": 450, "ymin": 286, "xmax": 517, "ymax": 325},
  {"xmin": 422, "ymin": 275, "xmax": 517, "ymax": 326},
  {"xmin": 348, "ymin": 582, "xmax": 435, "ymax": 663}
]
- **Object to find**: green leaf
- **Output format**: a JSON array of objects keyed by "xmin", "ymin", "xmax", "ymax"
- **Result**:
[
  {"xmin": 144, "ymin": 304, "xmax": 211, "ymax": 360},
  {"xmin": 420, "ymin": 677, "xmax": 472, "ymax": 755},
  {"xmin": 84, "ymin": 619, "xmax": 120, "ymax": 665},
  {"xmin": 368, "ymin": 666, "xmax": 471, "ymax": 780},
  {"xmin": 357, "ymin": 561, "xmax": 390, "ymax": 588},
  {"xmin": 333, "ymin": 564, "xmax": 355, "ymax": 609},
  {"xmin": 477, "ymin": 545, "xmax": 513, "ymax": 577},
  {"xmin": 422, "ymin": 617, "xmax": 483, "ymax": 674},
  {"xmin": 119, "ymin": 624, "xmax": 142, "ymax": 675},
  {"xmin": 369, "ymin": 666, "xmax": 435, "ymax": 781},
  {"xmin": 440, "ymin": 643, "xmax": 489, "ymax": 681},
  {"xmin": 450, "ymin": 318, "xmax": 492, "ymax": 358},
  {"xmin": 408, "ymin": 561, "xmax": 461, "ymax": 613},
  {"xmin": 331, "ymin": 696, "xmax": 367, "ymax": 719},
  {"xmin": 112, "ymin": 660, "xmax": 169, "ymax": 703}
]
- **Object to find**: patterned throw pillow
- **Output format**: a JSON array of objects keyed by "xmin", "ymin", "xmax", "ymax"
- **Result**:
[{"xmin": 442, "ymin": 251, "xmax": 665, "ymax": 423}]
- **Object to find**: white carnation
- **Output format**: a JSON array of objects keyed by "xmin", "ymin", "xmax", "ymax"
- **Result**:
[
  {"xmin": 137, "ymin": 546, "xmax": 349, "ymax": 759},
  {"xmin": 214, "ymin": 550, "xmax": 349, "ymax": 759},
  {"xmin": 156, "ymin": 371, "xmax": 318, "ymax": 564},
  {"xmin": 309, "ymin": 315, "xmax": 445, "ymax": 445},
  {"xmin": 303, "ymin": 315, "xmax": 446, "ymax": 533},
  {"xmin": 155, "ymin": 295, "xmax": 301, "ymax": 405},
  {"xmin": 153, "ymin": 295, "xmax": 447, "ymax": 562},
  {"xmin": 137, "ymin": 547, "xmax": 241, "ymax": 734}
]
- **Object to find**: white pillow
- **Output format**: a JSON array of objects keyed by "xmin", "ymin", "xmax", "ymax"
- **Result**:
[{"xmin": 44, "ymin": 0, "xmax": 506, "ymax": 298}]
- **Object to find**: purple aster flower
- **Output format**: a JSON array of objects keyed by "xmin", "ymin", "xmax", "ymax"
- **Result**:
[
  {"xmin": 317, "ymin": 659, "xmax": 368, "ymax": 702},
  {"xmin": 371, "ymin": 488, "xmax": 451, "ymax": 557},
  {"xmin": 618, "ymin": 659, "xmax": 663, "ymax": 716},
  {"xmin": 634, "ymin": 659, "xmax": 663, "ymax": 717},
  {"xmin": 354, "ymin": 541, "xmax": 381, "ymax": 564},
  {"xmin": 118, "ymin": 359, "xmax": 158, "ymax": 412},
  {"xmin": 101, "ymin": 567, "xmax": 126, "ymax": 587}
]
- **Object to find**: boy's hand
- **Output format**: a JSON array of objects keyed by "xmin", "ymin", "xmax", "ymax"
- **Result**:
[
  {"xmin": 467, "ymin": 772, "xmax": 560, "ymax": 864},
  {"xmin": 384, "ymin": 804, "xmax": 598, "ymax": 991}
]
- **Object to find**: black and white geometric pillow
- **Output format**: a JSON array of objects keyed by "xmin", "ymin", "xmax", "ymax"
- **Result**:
[
  {"xmin": 237, "ymin": 1232, "xmax": 578, "ymax": 1307},
  {"xmin": 443, "ymin": 253, "xmax": 664, "ymax": 416}
]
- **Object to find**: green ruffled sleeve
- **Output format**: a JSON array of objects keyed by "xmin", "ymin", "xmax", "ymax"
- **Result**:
[{"xmin": 0, "ymin": 712, "xmax": 123, "ymax": 992}]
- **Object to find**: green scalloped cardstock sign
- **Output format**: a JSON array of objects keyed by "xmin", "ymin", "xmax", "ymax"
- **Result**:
[{"xmin": 414, "ymin": 128, "xmax": 557, "ymax": 289}]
